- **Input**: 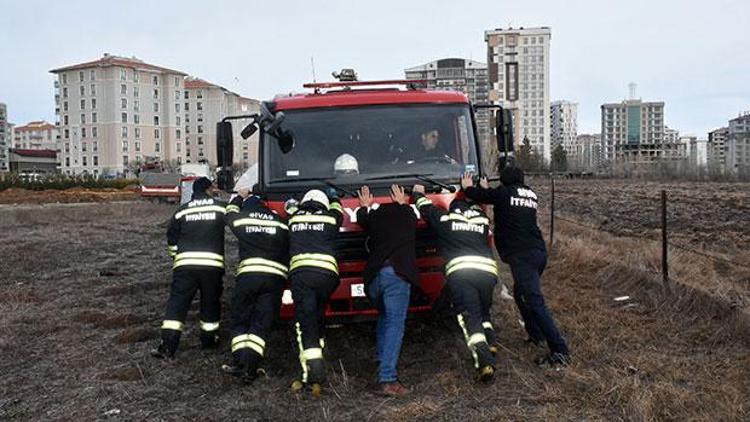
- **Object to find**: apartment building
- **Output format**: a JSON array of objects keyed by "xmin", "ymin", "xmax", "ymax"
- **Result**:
[
  {"xmin": 0, "ymin": 103, "xmax": 9, "ymax": 172},
  {"xmin": 727, "ymin": 112, "xmax": 750, "ymax": 175},
  {"xmin": 707, "ymin": 126, "xmax": 729, "ymax": 169},
  {"xmin": 182, "ymin": 78, "xmax": 260, "ymax": 170},
  {"xmin": 550, "ymin": 100, "xmax": 577, "ymax": 152},
  {"xmin": 13, "ymin": 121, "xmax": 58, "ymax": 150},
  {"xmin": 485, "ymin": 26, "xmax": 551, "ymax": 162},
  {"xmin": 50, "ymin": 54, "xmax": 187, "ymax": 177},
  {"xmin": 600, "ymin": 99, "xmax": 677, "ymax": 164},
  {"xmin": 568, "ymin": 133, "xmax": 601, "ymax": 171}
]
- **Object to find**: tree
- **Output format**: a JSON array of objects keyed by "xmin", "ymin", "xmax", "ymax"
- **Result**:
[
  {"xmin": 551, "ymin": 143, "xmax": 568, "ymax": 172},
  {"xmin": 515, "ymin": 136, "xmax": 534, "ymax": 170}
]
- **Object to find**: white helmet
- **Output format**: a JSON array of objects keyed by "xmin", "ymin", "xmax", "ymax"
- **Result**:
[
  {"xmin": 334, "ymin": 153, "xmax": 359, "ymax": 175},
  {"xmin": 301, "ymin": 189, "xmax": 330, "ymax": 210}
]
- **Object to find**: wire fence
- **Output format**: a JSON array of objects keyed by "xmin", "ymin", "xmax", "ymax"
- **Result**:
[{"xmin": 545, "ymin": 176, "xmax": 750, "ymax": 287}]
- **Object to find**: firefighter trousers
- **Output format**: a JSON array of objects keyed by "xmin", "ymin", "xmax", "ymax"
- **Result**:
[
  {"xmin": 447, "ymin": 270, "xmax": 497, "ymax": 369},
  {"xmin": 229, "ymin": 273, "xmax": 285, "ymax": 371},
  {"xmin": 160, "ymin": 267, "xmax": 224, "ymax": 352},
  {"xmin": 290, "ymin": 269, "xmax": 339, "ymax": 384}
]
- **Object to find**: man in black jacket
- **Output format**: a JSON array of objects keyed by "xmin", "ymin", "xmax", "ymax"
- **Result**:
[
  {"xmin": 152, "ymin": 177, "xmax": 228, "ymax": 359},
  {"xmin": 462, "ymin": 168, "xmax": 571, "ymax": 367},
  {"xmin": 221, "ymin": 187, "xmax": 289, "ymax": 381},
  {"xmin": 286, "ymin": 189, "xmax": 343, "ymax": 396},
  {"xmin": 355, "ymin": 184, "xmax": 416, "ymax": 396},
  {"xmin": 413, "ymin": 185, "xmax": 497, "ymax": 381}
]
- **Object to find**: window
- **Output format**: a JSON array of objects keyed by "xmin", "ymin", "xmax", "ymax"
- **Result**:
[
  {"xmin": 134, "ymin": 71, "xmax": 139, "ymax": 83},
  {"xmin": 153, "ymin": 75, "xmax": 159, "ymax": 85},
  {"xmin": 122, "ymin": 112, "xmax": 128, "ymax": 123},
  {"xmin": 174, "ymin": 77, "xmax": 180, "ymax": 86},
  {"xmin": 198, "ymin": 148, "xmax": 204, "ymax": 157},
  {"xmin": 134, "ymin": 100, "xmax": 139, "ymax": 112},
  {"xmin": 65, "ymin": 129, "xmax": 69, "ymax": 139},
  {"xmin": 92, "ymin": 128, "xmax": 98, "ymax": 138},
  {"xmin": 79, "ymin": 71, "xmax": 84, "ymax": 82},
  {"xmin": 197, "ymin": 136, "xmax": 203, "ymax": 145},
  {"xmin": 90, "ymin": 70, "xmax": 96, "ymax": 80},
  {"xmin": 175, "ymin": 90, "xmax": 180, "ymax": 100},
  {"xmin": 176, "ymin": 142, "xmax": 182, "ymax": 152},
  {"xmin": 122, "ymin": 140, "xmax": 128, "ymax": 151},
  {"xmin": 62, "ymin": 74, "xmax": 67, "ymax": 84},
  {"xmin": 121, "ymin": 126, "xmax": 128, "ymax": 138},
  {"xmin": 135, "ymin": 141, "xmax": 141, "ymax": 152},
  {"xmin": 135, "ymin": 127, "xmax": 141, "ymax": 138},
  {"xmin": 90, "ymin": 84, "xmax": 96, "ymax": 96},
  {"xmin": 155, "ymin": 142, "xmax": 160, "ymax": 152},
  {"xmin": 186, "ymin": 149, "xmax": 191, "ymax": 157},
  {"xmin": 154, "ymin": 116, "xmax": 160, "ymax": 125},
  {"xmin": 134, "ymin": 114, "xmax": 140, "ymax": 124},
  {"xmin": 80, "ymin": 86, "xmax": 85, "ymax": 96},
  {"xmin": 121, "ymin": 98, "xmax": 127, "ymax": 109},
  {"xmin": 184, "ymin": 90, "xmax": 189, "ymax": 99},
  {"xmin": 134, "ymin": 86, "xmax": 139, "ymax": 97},
  {"xmin": 93, "ymin": 156, "xmax": 98, "ymax": 166},
  {"xmin": 82, "ymin": 156, "xmax": 87, "ymax": 166},
  {"xmin": 91, "ymin": 99, "xmax": 96, "ymax": 109},
  {"xmin": 153, "ymin": 89, "xmax": 159, "ymax": 99},
  {"xmin": 92, "ymin": 112, "xmax": 97, "ymax": 123},
  {"xmin": 64, "ymin": 115, "xmax": 69, "ymax": 125},
  {"xmin": 197, "ymin": 90, "xmax": 203, "ymax": 99},
  {"xmin": 176, "ymin": 116, "xmax": 181, "ymax": 126},
  {"xmin": 154, "ymin": 128, "xmax": 160, "ymax": 139},
  {"xmin": 64, "ymin": 143, "xmax": 70, "ymax": 153},
  {"xmin": 175, "ymin": 103, "xmax": 180, "ymax": 113},
  {"xmin": 153, "ymin": 102, "xmax": 159, "ymax": 112},
  {"xmin": 184, "ymin": 102, "xmax": 189, "ymax": 111},
  {"xmin": 80, "ymin": 99, "xmax": 86, "ymax": 110},
  {"xmin": 121, "ymin": 84, "xmax": 127, "ymax": 95},
  {"xmin": 122, "ymin": 155, "xmax": 128, "ymax": 166},
  {"xmin": 197, "ymin": 113, "xmax": 203, "ymax": 122},
  {"xmin": 197, "ymin": 102, "xmax": 203, "ymax": 111},
  {"xmin": 81, "ymin": 128, "xmax": 87, "ymax": 138},
  {"xmin": 63, "ymin": 101, "xmax": 69, "ymax": 112},
  {"xmin": 65, "ymin": 157, "xmax": 70, "ymax": 167},
  {"xmin": 197, "ymin": 125, "xmax": 203, "ymax": 134},
  {"xmin": 176, "ymin": 129, "xmax": 181, "ymax": 139},
  {"xmin": 120, "ymin": 69, "xmax": 127, "ymax": 81}
]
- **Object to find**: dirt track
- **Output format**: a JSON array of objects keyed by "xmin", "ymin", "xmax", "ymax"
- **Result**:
[{"xmin": 1, "ymin": 194, "xmax": 748, "ymax": 420}]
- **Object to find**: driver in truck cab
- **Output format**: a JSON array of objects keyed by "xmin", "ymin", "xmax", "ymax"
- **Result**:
[{"xmin": 284, "ymin": 188, "xmax": 344, "ymax": 396}]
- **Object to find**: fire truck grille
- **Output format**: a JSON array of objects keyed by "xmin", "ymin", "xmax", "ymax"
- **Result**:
[{"xmin": 334, "ymin": 228, "xmax": 440, "ymax": 261}]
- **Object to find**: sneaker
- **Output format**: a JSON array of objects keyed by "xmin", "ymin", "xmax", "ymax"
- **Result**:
[
  {"xmin": 535, "ymin": 352, "xmax": 571, "ymax": 367},
  {"xmin": 380, "ymin": 381, "xmax": 410, "ymax": 397}
]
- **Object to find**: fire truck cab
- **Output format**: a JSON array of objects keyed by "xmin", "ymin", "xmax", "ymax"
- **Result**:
[{"xmin": 215, "ymin": 71, "xmax": 513, "ymax": 321}]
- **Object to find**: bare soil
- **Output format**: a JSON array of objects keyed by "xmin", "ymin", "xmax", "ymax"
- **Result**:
[
  {"xmin": 0, "ymin": 187, "xmax": 139, "ymax": 204},
  {"xmin": 0, "ymin": 190, "xmax": 747, "ymax": 420}
]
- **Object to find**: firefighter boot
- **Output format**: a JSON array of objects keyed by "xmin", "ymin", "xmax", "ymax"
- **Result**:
[
  {"xmin": 200, "ymin": 331, "xmax": 220, "ymax": 349},
  {"xmin": 484, "ymin": 324, "xmax": 498, "ymax": 356},
  {"xmin": 151, "ymin": 330, "xmax": 180, "ymax": 359},
  {"xmin": 475, "ymin": 343, "xmax": 496, "ymax": 382}
]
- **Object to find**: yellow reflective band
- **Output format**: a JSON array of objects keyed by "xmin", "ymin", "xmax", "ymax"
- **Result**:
[
  {"xmin": 320, "ymin": 338, "xmax": 326, "ymax": 349},
  {"xmin": 168, "ymin": 251, "xmax": 176, "ymax": 258},
  {"xmin": 168, "ymin": 245, "xmax": 178, "ymax": 250},
  {"xmin": 161, "ymin": 320, "xmax": 184, "ymax": 331},
  {"xmin": 226, "ymin": 205, "xmax": 241, "ymax": 213},
  {"xmin": 286, "ymin": 205, "xmax": 299, "ymax": 215},
  {"xmin": 302, "ymin": 347, "xmax": 323, "ymax": 360},
  {"xmin": 175, "ymin": 205, "xmax": 227, "ymax": 220},
  {"xmin": 232, "ymin": 340, "xmax": 264, "ymax": 356},
  {"xmin": 174, "ymin": 251, "xmax": 224, "ymax": 262},
  {"xmin": 446, "ymin": 255, "xmax": 498, "ymax": 269},
  {"xmin": 174, "ymin": 259, "xmax": 225, "ymax": 269},
  {"xmin": 239, "ymin": 257, "xmax": 288, "ymax": 272},
  {"xmin": 329, "ymin": 202, "xmax": 343, "ymax": 214},
  {"xmin": 295, "ymin": 322, "xmax": 308, "ymax": 383},
  {"xmin": 416, "ymin": 197, "xmax": 433, "ymax": 208},
  {"xmin": 482, "ymin": 322, "xmax": 494, "ymax": 330},
  {"xmin": 232, "ymin": 334, "xmax": 252, "ymax": 345},
  {"xmin": 247, "ymin": 333, "xmax": 266, "ymax": 348},
  {"xmin": 290, "ymin": 259, "xmax": 338, "ymax": 275},
  {"xmin": 291, "ymin": 253, "xmax": 337, "ymax": 265},
  {"xmin": 446, "ymin": 262, "xmax": 498, "ymax": 276},
  {"xmin": 200, "ymin": 321, "xmax": 220, "ymax": 332},
  {"xmin": 457, "ymin": 315, "xmax": 480, "ymax": 368},
  {"xmin": 233, "ymin": 218, "xmax": 289, "ymax": 230},
  {"xmin": 290, "ymin": 215, "xmax": 337, "ymax": 225},
  {"xmin": 237, "ymin": 265, "xmax": 287, "ymax": 278},
  {"xmin": 439, "ymin": 214, "xmax": 489, "ymax": 225},
  {"xmin": 468, "ymin": 333, "xmax": 488, "ymax": 347}
]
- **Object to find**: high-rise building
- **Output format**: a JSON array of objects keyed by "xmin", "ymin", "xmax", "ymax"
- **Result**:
[
  {"xmin": 485, "ymin": 26, "xmax": 551, "ymax": 162},
  {"xmin": 707, "ymin": 126, "xmax": 729, "ymax": 169},
  {"xmin": 679, "ymin": 136, "xmax": 708, "ymax": 168},
  {"xmin": 568, "ymin": 133, "xmax": 601, "ymax": 171},
  {"xmin": 600, "ymin": 98, "xmax": 679, "ymax": 164},
  {"xmin": 726, "ymin": 112, "xmax": 750, "ymax": 175},
  {"xmin": 404, "ymin": 58, "xmax": 490, "ymax": 141},
  {"xmin": 664, "ymin": 126, "xmax": 680, "ymax": 143},
  {"xmin": 13, "ymin": 121, "xmax": 58, "ymax": 150},
  {"xmin": 0, "ymin": 103, "xmax": 10, "ymax": 172},
  {"xmin": 50, "ymin": 54, "xmax": 188, "ymax": 177},
  {"xmin": 550, "ymin": 100, "xmax": 577, "ymax": 152},
  {"xmin": 182, "ymin": 78, "xmax": 260, "ymax": 170}
]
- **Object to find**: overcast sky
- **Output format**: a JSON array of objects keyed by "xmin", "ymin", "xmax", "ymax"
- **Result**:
[{"xmin": 1, "ymin": 0, "xmax": 748, "ymax": 135}]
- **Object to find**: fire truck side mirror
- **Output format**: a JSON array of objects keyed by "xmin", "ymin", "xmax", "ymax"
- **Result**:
[
  {"xmin": 216, "ymin": 121, "xmax": 234, "ymax": 168},
  {"xmin": 496, "ymin": 109, "xmax": 515, "ymax": 169}
]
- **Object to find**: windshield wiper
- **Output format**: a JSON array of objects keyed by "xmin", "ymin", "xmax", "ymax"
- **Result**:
[
  {"xmin": 365, "ymin": 173, "xmax": 456, "ymax": 193},
  {"xmin": 268, "ymin": 177, "xmax": 356, "ymax": 197}
]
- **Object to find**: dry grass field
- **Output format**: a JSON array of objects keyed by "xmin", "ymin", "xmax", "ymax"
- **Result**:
[{"xmin": 0, "ymin": 180, "xmax": 748, "ymax": 420}]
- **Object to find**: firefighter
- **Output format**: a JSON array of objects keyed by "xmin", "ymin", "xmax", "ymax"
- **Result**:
[
  {"xmin": 412, "ymin": 184, "xmax": 498, "ymax": 381},
  {"xmin": 151, "ymin": 177, "xmax": 228, "ymax": 359},
  {"xmin": 285, "ymin": 188, "xmax": 343, "ymax": 396},
  {"xmin": 220, "ymin": 187, "xmax": 289, "ymax": 381},
  {"xmin": 462, "ymin": 168, "xmax": 571, "ymax": 367}
]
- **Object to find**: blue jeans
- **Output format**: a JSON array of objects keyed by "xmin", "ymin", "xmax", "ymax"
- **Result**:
[
  {"xmin": 508, "ymin": 249, "xmax": 569, "ymax": 355},
  {"xmin": 367, "ymin": 266, "xmax": 411, "ymax": 383}
]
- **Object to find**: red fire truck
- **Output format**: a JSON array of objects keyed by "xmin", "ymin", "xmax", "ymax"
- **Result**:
[{"xmin": 215, "ymin": 70, "xmax": 513, "ymax": 321}]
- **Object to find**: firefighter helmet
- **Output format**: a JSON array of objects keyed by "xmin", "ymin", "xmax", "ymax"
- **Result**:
[
  {"xmin": 334, "ymin": 153, "xmax": 359, "ymax": 175},
  {"xmin": 301, "ymin": 189, "xmax": 330, "ymax": 210}
]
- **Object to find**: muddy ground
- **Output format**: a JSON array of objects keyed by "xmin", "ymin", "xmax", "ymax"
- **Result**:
[{"xmin": 1, "ymin": 182, "xmax": 748, "ymax": 420}]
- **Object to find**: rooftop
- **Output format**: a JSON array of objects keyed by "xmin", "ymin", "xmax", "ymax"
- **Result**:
[
  {"xmin": 11, "ymin": 149, "xmax": 57, "ymax": 158},
  {"xmin": 14, "ymin": 121, "xmax": 56, "ymax": 132},
  {"xmin": 50, "ymin": 54, "xmax": 187, "ymax": 76}
]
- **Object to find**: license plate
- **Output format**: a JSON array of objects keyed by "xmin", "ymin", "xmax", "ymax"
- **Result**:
[{"xmin": 350, "ymin": 283, "xmax": 365, "ymax": 298}]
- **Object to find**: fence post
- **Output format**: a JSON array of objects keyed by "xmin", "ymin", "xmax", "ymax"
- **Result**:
[
  {"xmin": 549, "ymin": 175, "xmax": 555, "ymax": 249},
  {"xmin": 661, "ymin": 190, "xmax": 668, "ymax": 284}
]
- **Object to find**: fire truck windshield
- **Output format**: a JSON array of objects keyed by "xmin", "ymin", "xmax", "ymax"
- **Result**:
[{"xmin": 263, "ymin": 104, "xmax": 478, "ymax": 189}]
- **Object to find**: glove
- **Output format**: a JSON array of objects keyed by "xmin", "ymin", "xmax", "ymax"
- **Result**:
[
  {"xmin": 284, "ymin": 198, "xmax": 299, "ymax": 214},
  {"xmin": 325, "ymin": 187, "xmax": 339, "ymax": 199}
]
